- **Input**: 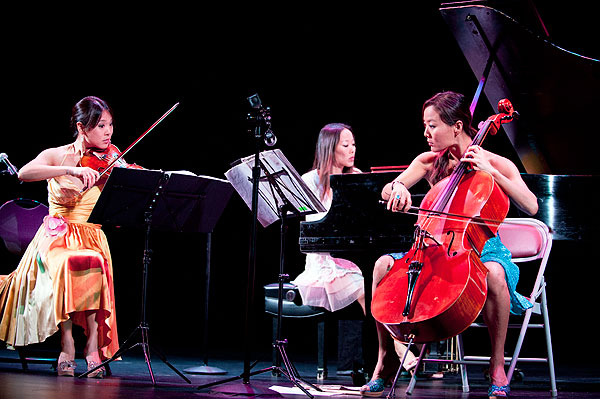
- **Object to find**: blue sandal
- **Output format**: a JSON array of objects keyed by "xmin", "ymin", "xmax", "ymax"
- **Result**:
[
  {"xmin": 488, "ymin": 384, "xmax": 510, "ymax": 398},
  {"xmin": 360, "ymin": 378, "xmax": 385, "ymax": 397}
]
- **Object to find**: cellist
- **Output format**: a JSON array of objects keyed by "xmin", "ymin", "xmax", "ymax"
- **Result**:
[{"xmin": 360, "ymin": 91, "xmax": 538, "ymax": 399}]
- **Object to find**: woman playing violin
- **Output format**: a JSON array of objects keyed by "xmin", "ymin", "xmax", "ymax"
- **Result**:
[
  {"xmin": 0, "ymin": 96, "xmax": 124, "ymax": 378},
  {"xmin": 360, "ymin": 91, "xmax": 538, "ymax": 398}
]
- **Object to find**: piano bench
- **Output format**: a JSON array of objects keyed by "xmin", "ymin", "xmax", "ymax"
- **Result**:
[{"xmin": 264, "ymin": 283, "xmax": 328, "ymax": 380}]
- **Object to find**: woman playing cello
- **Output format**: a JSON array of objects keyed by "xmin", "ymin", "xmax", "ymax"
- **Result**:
[{"xmin": 360, "ymin": 91, "xmax": 538, "ymax": 398}]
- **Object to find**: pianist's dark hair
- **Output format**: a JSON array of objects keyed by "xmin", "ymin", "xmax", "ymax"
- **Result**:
[
  {"xmin": 312, "ymin": 123, "xmax": 356, "ymax": 201},
  {"xmin": 423, "ymin": 91, "xmax": 477, "ymax": 185},
  {"xmin": 70, "ymin": 96, "xmax": 113, "ymax": 137}
]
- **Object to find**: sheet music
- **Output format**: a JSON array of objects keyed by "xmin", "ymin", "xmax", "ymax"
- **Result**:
[
  {"xmin": 225, "ymin": 149, "xmax": 325, "ymax": 227},
  {"xmin": 163, "ymin": 170, "xmax": 229, "ymax": 184}
]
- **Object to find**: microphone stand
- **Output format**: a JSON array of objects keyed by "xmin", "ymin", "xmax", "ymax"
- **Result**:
[
  {"xmin": 196, "ymin": 96, "xmax": 318, "ymax": 398},
  {"xmin": 242, "ymin": 107, "xmax": 263, "ymax": 384},
  {"xmin": 195, "ymin": 100, "xmax": 273, "ymax": 396}
]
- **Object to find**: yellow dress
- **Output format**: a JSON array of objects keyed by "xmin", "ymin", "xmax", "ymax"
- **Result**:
[{"xmin": 0, "ymin": 176, "xmax": 119, "ymax": 360}]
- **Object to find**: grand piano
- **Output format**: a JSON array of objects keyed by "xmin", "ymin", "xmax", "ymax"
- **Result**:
[
  {"xmin": 299, "ymin": 1, "xmax": 599, "ymax": 372},
  {"xmin": 300, "ymin": 1, "xmax": 599, "ymax": 256}
]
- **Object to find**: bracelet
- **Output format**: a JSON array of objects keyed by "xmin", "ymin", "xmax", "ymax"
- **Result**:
[{"xmin": 391, "ymin": 180, "xmax": 405, "ymax": 190}]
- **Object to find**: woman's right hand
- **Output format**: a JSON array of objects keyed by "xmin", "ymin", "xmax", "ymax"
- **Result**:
[
  {"xmin": 68, "ymin": 166, "xmax": 100, "ymax": 190},
  {"xmin": 387, "ymin": 181, "xmax": 412, "ymax": 212}
]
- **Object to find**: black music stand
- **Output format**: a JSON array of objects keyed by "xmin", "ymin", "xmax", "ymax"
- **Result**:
[
  {"xmin": 198, "ymin": 149, "xmax": 325, "ymax": 397},
  {"xmin": 80, "ymin": 167, "xmax": 233, "ymax": 385}
]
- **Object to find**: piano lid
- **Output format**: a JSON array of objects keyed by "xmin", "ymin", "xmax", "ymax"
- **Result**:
[
  {"xmin": 441, "ymin": 3, "xmax": 600, "ymax": 175},
  {"xmin": 515, "ymin": 174, "xmax": 599, "ymax": 241}
]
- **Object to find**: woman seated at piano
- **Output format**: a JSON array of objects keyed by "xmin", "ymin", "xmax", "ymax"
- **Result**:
[
  {"xmin": 360, "ymin": 91, "xmax": 538, "ymax": 398},
  {"xmin": 292, "ymin": 123, "xmax": 365, "ymax": 314}
]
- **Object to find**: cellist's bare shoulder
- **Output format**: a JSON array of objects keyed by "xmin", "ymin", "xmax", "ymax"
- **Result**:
[
  {"xmin": 396, "ymin": 151, "xmax": 438, "ymax": 188},
  {"xmin": 413, "ymin": 151, "xmax": 438, "ymax": 171}
]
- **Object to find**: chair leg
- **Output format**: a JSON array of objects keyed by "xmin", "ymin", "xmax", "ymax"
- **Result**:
[
  {"xmin": 316, "ymin": 319, "xmax": 327, "ymax": 380},
  {"xmin": 507, "ymin": 307, "xmax": 533, "ymax": 382},
  {"xmin": 540, "ymin": 283, "xmax": 558, "ymax": 397},
  {"xmin": 16, "ymin": 348, "xmax": 29, "ymax": 370},
  {"xmin": 456, "ymin": 335, "xmax": 469, "ymax": 393}
]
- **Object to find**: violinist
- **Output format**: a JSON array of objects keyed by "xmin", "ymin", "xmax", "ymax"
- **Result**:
[
  {"xmin": 0, "ymin": 96, "xmax": 125, "ymax": 378},
  {"xmin": 360, "ymin": 91, "xmax": 538, "ymax": 398}
]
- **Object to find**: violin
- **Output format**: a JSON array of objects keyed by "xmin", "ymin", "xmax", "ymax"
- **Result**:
[
  {"xmin": 78, "ymin": 102, "xmax": 179, "ymax": 190},
  {"xmin": 371, "ymin": 99, "xmax": 518, "ymax": 344},
  {"xmin": 80, "ymin": 144, "xmax": 143, "ymax": 187}
]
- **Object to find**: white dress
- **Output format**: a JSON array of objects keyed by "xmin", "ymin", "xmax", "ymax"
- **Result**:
[{"xmin": 291, "ymin": 169, "xmax": 365, "ymax": 312}]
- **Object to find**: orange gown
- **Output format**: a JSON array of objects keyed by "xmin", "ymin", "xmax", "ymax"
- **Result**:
[{"xmin": 0, "ymin": 176, "xmax": 119, "ymax": 360}]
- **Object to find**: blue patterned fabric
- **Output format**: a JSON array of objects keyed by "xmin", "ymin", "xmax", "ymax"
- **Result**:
[
  {"xmin": 481, "ymin": 235, "xmax": 533, "ymax": 315},
  {"xmin": 388, "ymin": 252, "xmax": 406, "ymax": 260}
]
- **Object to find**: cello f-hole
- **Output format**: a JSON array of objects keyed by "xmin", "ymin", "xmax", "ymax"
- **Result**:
[{"xmin": 446, "ymin": 230, "xmax": 458, "ymax": 257}]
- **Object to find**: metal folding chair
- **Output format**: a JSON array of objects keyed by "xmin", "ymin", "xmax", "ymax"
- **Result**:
[{"xmin": 405, "ymin": 217, "xmax": 557, "ymax": 397}]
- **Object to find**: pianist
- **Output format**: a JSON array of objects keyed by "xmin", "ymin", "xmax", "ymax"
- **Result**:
[{"xmin": 291, "ymin": 123, "xmax": 366, "ymax": 374}]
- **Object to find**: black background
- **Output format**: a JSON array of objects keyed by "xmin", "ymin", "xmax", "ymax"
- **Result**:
[{"xmin": 1, "ymin": 1, "xmax": 598, "ymax": 371}]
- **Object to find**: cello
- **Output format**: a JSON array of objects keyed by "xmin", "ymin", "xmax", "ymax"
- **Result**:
[{"xmin": 371, "ymin": 99, "xmax": 518, "ymax": 344}]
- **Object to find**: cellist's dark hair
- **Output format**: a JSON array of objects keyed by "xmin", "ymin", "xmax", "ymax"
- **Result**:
[
  {"xmin": 423, "ymin": 91, "xmax": 477, "ymax": 185},
  {"xmin": 70, "ymin": 96, "xmax": 113, "ymax": 137}
]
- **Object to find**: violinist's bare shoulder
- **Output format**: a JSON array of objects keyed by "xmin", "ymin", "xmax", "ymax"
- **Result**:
[
  {"xmin": 27, "ymin": 145, "xmax": 69, "ymax": 167},
  {"xmin": 18, "ymin": 144, "xmax": 79, "ymax": 182}
]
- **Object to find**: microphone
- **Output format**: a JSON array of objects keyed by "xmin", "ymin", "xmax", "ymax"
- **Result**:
[
  {"xmin": 0, "ymin": 153, "xmax": 18, "ymax": 175},
  {"xmin": 264, "ymin": 128, "xmax": 277, "ymax": 147},
  {"xmin": 247, "ymin": 93, "xmax": 278, "ymax": 147}
]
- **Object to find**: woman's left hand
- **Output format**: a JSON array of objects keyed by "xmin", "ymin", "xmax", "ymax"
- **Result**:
[{"xmin": 461, "ymin": 145, "xmax": 494, "ymax": 174}]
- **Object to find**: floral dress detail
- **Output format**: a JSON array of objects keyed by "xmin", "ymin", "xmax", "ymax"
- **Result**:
[{"xmin": 0, "ymin": 176, "xmax": 119, "ymax": 361}]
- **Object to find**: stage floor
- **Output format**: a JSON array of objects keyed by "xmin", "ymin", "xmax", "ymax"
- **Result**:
[{"xmin": 0, "ymin": 347, "xmax": 598, "ymax": 398}]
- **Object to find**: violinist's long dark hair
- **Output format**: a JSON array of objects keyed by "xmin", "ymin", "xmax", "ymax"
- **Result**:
[
  {"xmin": 70, "ymin": 96, "xmax": 113, "ymax": 137},
  {"xmin": 423, "ymin": 91, "xmax": 477, "ymax": 185}
]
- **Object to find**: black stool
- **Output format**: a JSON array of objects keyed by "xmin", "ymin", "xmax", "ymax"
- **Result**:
[{"xmin": 264, "ymin": 283, "xmax": 328, "ymax": 379}]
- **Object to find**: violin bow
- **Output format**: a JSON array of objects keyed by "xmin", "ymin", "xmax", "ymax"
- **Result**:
[{"xmin": 95, "ymin": 102, "xmax": 180, "ymax": 181}]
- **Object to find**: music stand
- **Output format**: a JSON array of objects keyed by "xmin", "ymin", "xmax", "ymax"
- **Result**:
[
  {"xmin": 80, "ymin": 167, "xmax": 234, "ymax": 385},
  {"xmin": 197, "ymin": 149, "xmax": 325, "ymax": 397}
]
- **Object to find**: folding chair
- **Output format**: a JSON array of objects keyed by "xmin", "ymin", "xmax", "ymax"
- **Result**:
[{"xmin": 405, "ymin": 217, "xmax": 557, "ymax": 397}]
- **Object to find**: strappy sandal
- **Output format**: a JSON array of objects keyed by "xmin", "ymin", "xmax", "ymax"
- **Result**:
[
  {"xmin": 86, "ymin": 360, "xmax": 105, "ymax": 378},
  {"xmin": 488, "ymin": 384, "xmax": 510, "ymax": 398},
  {"xmin": 57, "ymin": 359, "xmax": 77, "ymax": 377},
  {"xmin": 360, "ymin": 378, "xmax": 385, "ymax": 397}
]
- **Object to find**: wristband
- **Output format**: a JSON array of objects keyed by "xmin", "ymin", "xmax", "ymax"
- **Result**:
[{"xmin": 391, "ymin": 180, "xmax": 405, "ymax": 190}]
